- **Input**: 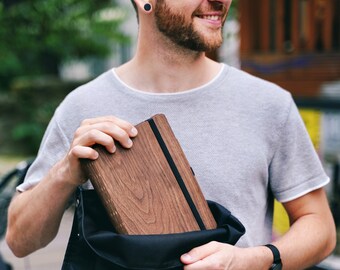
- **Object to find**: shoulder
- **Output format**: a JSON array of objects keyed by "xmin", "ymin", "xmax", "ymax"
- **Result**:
[
  {"xmin": 221, "ymin": 65, "xmax": 294, "ymax": 122},
  {"xmin": 52, "ymin": 70, "xmax": 121, "ymax": 134},
  {"xmin": 57, "ymin": 69, "xmax": 122, "ymax": 115},
  {"xmin": 62, "ymin": 70, "xmax": 115, "ymax": 105},
  {"xmin": 226, "ymin": 65, "xmax": 292, "ymax": 102}
]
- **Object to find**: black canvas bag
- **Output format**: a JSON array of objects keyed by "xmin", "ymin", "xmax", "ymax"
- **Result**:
[{"xmin": 62, "ymin": 188, "xmax": 245, "ymax": 270}]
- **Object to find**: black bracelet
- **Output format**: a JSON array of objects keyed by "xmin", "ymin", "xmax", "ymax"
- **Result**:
[{"xmin": 264, "ymin": 244, "xmax": 282, "ymax": 270}]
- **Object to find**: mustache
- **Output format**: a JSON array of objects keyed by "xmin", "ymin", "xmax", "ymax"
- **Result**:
[
  {"xmin": 211, "ymin": 1, "xmax": 227, "ymax": 12},
  {"xmin": 195, "ymin": 2, "xmax": 228, "ymax": 17},
  {"xmin": 197, "ymin": 2, "xmax": 227, "ymax": 12}
]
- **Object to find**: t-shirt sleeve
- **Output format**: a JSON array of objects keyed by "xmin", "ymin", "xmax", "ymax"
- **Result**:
[
  {"xmin": 16, "ymin": 114, "xmax": 70, "ymax": 192},
  {"xmin": 269, "ymin": 98, "xmax": 329, "ymax": 203}
]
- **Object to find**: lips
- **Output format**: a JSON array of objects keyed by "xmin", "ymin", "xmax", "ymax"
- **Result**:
[
  {"xmin": 194, "ymin": 2, "xmax": 228, "ymax": 24},
  {"xmin": 196, "ymin": 15, "xmax": 221, "ymax": 21}
]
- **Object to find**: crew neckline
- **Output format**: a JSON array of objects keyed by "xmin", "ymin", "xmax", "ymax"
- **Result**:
[{"xmin": 111, "ymin": 64, "xmax": 227, "ymax": 97}]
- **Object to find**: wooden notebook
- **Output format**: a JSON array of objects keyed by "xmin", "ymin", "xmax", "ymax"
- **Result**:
[{"xmin": 81, "ymin": 114, "xmax": 216, "ymax": 235}]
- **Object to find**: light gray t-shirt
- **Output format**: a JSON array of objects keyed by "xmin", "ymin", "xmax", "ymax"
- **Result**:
[{"xmin": 18, "ymin": 64, "xmax": 329, "ymax": 247}]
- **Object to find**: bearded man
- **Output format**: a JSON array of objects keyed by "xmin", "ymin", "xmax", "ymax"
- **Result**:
[{"xmin": 6, "ymin": 1, "xmax": 336, "ymax": 269}]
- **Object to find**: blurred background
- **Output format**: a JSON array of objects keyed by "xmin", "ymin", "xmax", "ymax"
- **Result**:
[{"xmin": 0, "ymin": 0, "xmax": 339, "ymax": 269}]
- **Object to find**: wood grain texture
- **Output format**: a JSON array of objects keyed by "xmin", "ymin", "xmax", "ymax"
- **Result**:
[{"xmin": 81, "ymin": 114, "xmax": 216, "ymax": 235}]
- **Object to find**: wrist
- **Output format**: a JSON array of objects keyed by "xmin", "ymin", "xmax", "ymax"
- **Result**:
[
  {"xmin": 264, "ymin": 244, "xmax": 283, "ymax": 270},
  {"xmin": 241, "ymin": 246, "xmax": 275, "ymax": 270},
  {"xmin": 260, "ymin": 246, "xmax": 276, "ymax": 269},
  {"xmin": 52, "ymin": 157, "xmax": 84, "ymax": 188}
]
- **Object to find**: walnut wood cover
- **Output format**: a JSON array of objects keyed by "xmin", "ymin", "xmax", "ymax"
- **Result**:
[{"xmin": 81, "ymin": 114, "xmax": 216, "ymax": 235}]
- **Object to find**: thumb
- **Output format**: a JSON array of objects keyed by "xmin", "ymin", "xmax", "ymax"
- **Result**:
[
  {"xmin": 180, "ymin": 241, "xmax": 221, "ymax": 265},
  {"xmin": 180, "ymin": 253, "xmax": 197, "ymax": 264}
]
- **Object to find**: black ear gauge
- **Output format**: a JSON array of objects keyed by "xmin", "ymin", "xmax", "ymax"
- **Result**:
[{"xmin": 144, "ymin": 3, "xmax": 152, "ymax": 12}]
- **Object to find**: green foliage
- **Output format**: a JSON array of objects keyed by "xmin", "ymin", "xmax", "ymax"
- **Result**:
[
  {"xmin": 0, "ymin": 0, "xmax": 130, "ymax": 155},
  {"xmin": 228, "ymin": 0, "xmax": 239, "ymax": 19},
  {"xmin": 0, "ymin": 0, "xmax": 129, "ymax": 90},
  {"xmin": 0, "ymin": 76, "xmax": 86, "ymax": 155},
  {"xmin": 0, "ymin": 0, "xmax": 238, "ymax": 155}
]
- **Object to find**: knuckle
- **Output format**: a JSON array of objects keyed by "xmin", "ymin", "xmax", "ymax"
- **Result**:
[
  {"xmin": 112, "ymin": 126, "xmax": 128, "ymax": 140},
  {"xmin": 107, "ymin": 123, "xmax": 124, "ymax": 137},
  {"xmin": 69, "ymin": 145, "xmax": 81, "ymax": 157},
  {"xmin": 102, "ymin": 122, "xmax": 112, "ymax": 130},
  {"xmin": 81, "ymin": 118, "xmax": 91, "ymax": 126},
  {"xmin": 74, "ymin": 127, "xmax": 83, "ymax": 137},
  {"xmin": 189, "ymin": 247, "xmax": 200, "ymax": 256},
  {"xmin": 108, "ymin": 115, "xmax": 118, "ymax": 122},
  {"xmin": 119, "ymin": 130, "xmax": 130, "ymax": 140},
  {"xmin": 87, "ymin": 129, "xmax": 100, "ymax": 142}
]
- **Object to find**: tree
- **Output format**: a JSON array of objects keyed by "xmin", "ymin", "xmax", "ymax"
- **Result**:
[
  {"xmin": 0, "ymin": 0, "xmax": 130, "ymax": 155},
  {"xmin": 0, "ymin": 0, "xmax": 129, "ymax": 91}
]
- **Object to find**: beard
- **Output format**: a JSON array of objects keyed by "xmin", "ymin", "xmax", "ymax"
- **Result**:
[{"xmin": 154, "ymin": 0, "xmax": 227, "ymax": 52}]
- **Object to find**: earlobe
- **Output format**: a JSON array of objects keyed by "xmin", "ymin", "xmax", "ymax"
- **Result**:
[
  {"xmin": 144, "ymin": 2, "xmax": 152, "ymax": 12},
  {"xmin": 135, "ymin": 0, "xmax": 153, "ymax": 13}
]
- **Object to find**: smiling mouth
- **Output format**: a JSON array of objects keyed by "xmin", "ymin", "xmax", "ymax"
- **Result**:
[
  {"xmin": 196, "ymin": 15, "xmax": 221, "ymax": 21},
  {"xmin": 194, "ymin": 2, "xmax": 228, "ymax": 23}
]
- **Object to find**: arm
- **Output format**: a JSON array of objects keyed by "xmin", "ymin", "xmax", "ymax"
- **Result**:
[
  {"xmin": 181, "ymin": 188, "xmax": 336, "ymax": 270},
  {"xmin": 6, "ymin": 116, "xmax": 138, "ymax": 257},
  {"xmin": 277, "ymin": 187, "xmax": 336, "ymax": 269}
]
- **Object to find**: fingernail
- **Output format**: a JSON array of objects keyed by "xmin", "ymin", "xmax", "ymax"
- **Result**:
[
  {"xmin": 127, "ymin": 139, "xmax": 133, "ymax": 147},
  {"xmin": 181, "ymin": 253, "xmax": 192, "ymax": 261},
  {"xmin": 130, "ymin": 127, "xmax": 138, "ymax": 136},
  {"xmin": 93, "ymin": 151, "xmax": 99, "ymax": 159},
  {"xmin": 110, "ymin": 145, "xmax": 116, "ymax": 153}
]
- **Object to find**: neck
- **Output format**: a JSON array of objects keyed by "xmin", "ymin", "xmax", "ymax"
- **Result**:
[{"xmin": 116, "ymin": 26, "xmax": 221, "ymax": 94}]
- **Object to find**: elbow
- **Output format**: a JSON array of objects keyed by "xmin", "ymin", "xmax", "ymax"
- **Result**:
[
  {"xmin": 5, "ymin": 194, "xmax": 30, "ymax": 258},
  {"xmin": 326, "ymin": 223, "xmax": 337, "ymax": 256},
  {"xmin": 5, "ymin": 228, "xmax": 48, "ymax": 258},
  {"xmin": 320, "ymin": 217, "xmax": 337, "ymax": 261},
  {"xmin": 6, "ymin": 229, "xmax": 28, "ymax": 258},
  {"xmin": 6, "ymin": 214, "xmax": 40, "ymax": 258},
  {"xmin": 5, "ymin": 225, "xmax": 50, "ymax": 258}
]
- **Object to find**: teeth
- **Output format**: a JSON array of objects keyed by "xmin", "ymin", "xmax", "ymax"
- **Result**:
[{"xmin": 200, "ymin": 15, "xmax": 220, "ymax": 21}]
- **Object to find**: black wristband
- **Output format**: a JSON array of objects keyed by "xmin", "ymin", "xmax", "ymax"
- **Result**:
[{"xmin": 264, "ymin": 244, "xmax": 282, "ymax": 270}]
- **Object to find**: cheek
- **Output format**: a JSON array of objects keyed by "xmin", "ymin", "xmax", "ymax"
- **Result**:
[{"xmin": 166, "ymin": 2, "xmax": 195, "ymax": 18}]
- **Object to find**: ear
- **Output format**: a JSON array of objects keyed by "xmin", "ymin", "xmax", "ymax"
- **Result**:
[{"xmin": 134, "ymin": 0, "xmax": 153, "ymax": 13}]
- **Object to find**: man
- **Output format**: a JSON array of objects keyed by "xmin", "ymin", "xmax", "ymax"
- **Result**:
[{"xmin": 6, "ymin": 0, "xmax": 336, "ymax": 269}]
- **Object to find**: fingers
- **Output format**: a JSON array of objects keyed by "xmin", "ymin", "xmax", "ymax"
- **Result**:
[
  {"xmin": 81, "ymin": 116, "xmax": 138, "ymax": 138},
  {"xmin": 181, "ymin": 241, "xmax": 231, "ymax": 270},
  {"xmin": 182, "ymin": 256, "xmax": 223, "ymax": 270},
  {"xmin": 70, "ymin": 116, "xmax": 138, "ymax": 160},
  {"xmin": 74, "ymin": 124, "xmax": 132, "ymax": 152},
  {"xmin": 181, "ymin": 241, "xmax": 220, "ymax": 264},
  {"xmin": 69, "ymin": 145, "xmax": 99, "ymax": 160}
]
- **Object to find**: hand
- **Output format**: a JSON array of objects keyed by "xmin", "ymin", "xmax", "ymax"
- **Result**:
[
  {"xmin": 61, "ymin": 116, "xmax": 138, "ymax": 186},
  {"xmin": 181, "ymin": 241, "xmax": 270, "ymax": 270}
]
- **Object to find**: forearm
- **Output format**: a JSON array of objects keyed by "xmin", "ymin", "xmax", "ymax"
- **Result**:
[
  {"xmin": 181, "ymin": 214, "xmax": 335, "ymax": 270},
  {"xmin": 181, "ymin": 189, "xmax": 336, "ymax": 270},
  {"xmin": 6, "ymin": 159, "xmax": 78, "ymax": 257},
  {"xmin": 273, "ymin": 211, "xmax": 336, "ymax": 270},
  {"xmin": 6, "ymin": 115, "xmax": 138, "ymax": 257},
  {"xmin": 232, "ymin": 214, "xmax": 334, "ymax": 270}
]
